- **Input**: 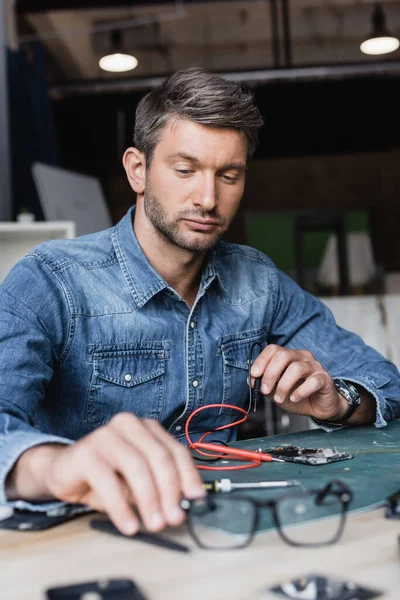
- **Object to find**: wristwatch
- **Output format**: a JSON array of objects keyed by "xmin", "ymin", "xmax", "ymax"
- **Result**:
[{"xmin": 313, "ymin": 379, "xmax": 361, "ymax": 428}]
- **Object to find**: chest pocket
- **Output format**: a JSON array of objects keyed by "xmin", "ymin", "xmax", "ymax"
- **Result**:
[
  {"xmin": 86, "ymin": 343, "xmax": 167, "ymax": 426},
  {"xmin": 219, "ymin": 328, "xmax": 267, "ymax": 415}
]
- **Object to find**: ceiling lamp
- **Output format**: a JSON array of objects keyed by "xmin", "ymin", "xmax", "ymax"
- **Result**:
[
  {"xmin": 360, "ymin": 3, "xmax": 399, "ymax": 56},
  {"xmin": 99, "ymin": 29, "xmax": 138, "ymax": 73}
]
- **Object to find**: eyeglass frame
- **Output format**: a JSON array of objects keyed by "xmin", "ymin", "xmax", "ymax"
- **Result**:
[{"xmin": 180, "ymin": 479, "xmax": 353, "ymax": 550}]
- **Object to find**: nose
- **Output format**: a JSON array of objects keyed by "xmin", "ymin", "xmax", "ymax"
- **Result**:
[{"xmin": 192, "ymin": 173, "xmax": 217, "ymax": 212}]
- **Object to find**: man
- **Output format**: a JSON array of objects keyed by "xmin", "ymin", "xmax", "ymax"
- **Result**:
[{"xmin": 1, "ymin": 68, "xmax": 400, "ymax": 537}]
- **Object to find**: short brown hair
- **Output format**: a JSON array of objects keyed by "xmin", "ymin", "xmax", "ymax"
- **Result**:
[{"xmin": 134, "ymin": 67, "xmax": 263, "ymax": 165}]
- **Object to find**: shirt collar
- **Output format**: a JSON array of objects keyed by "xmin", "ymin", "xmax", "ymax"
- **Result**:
[{"xmin": 112, "ymin": 206, "xmax": 223, "ymax": 308}]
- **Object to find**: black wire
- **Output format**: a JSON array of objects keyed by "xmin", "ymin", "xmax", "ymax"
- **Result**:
[
  {"xmin": 248, "ymin": 341, "xmax": 262, "ymax": 412},
  {"xmin": 192, "ymin": 440, "xmax": 229, "ymax": 462}
]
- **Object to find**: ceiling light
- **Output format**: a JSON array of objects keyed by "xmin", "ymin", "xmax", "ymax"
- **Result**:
[
  {"xmin": 99, "ymin": 30, "xmax": 138, "ymax": 73},
  {"xmin": 360, "ymin": 3, "xmax": 399, "ymax": 56},
  {"xmin": 99, "ymin": 53, "xmax": 138, "ymax": 73}
]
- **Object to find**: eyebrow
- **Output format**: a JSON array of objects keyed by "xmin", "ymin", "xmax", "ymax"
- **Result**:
[{"xmin": 167, "ymin": 152, "xmax": 247, "ymax": 171}]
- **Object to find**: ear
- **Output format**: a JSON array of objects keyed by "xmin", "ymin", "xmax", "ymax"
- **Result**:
[{"xmin": 123, "ymin": 147, "xmax": 146, "ymax": 195}]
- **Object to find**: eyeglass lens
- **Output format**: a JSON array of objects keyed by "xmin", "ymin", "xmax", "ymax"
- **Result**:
[
  {"xmin": 276, "ymin": 489, "xmax": 344, "ymax": 545},
  {"xmin": 188, "ymin": 496, "xmax": 256, "ymax": 549}
]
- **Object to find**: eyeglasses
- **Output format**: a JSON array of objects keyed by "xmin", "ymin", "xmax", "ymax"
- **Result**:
[{"xmin": 180, "ymin": 479, "xmax": 353, "ymax": 550}]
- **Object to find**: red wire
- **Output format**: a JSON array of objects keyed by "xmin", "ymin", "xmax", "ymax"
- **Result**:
[{"xmin": 185, "ymin": 403, "xmax": 264, "ymax": 471}]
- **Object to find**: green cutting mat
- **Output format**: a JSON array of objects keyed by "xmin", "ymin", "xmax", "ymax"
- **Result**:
[{"xmin": 198, "ymin": 421, "xmax": 400, "ymax": 533}]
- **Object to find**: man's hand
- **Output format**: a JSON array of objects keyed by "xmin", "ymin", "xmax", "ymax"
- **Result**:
[
  {"xmin": 250, "ymin": 344, "xmax": 348, "ymax": 422},
  {"xmin": 7, "ymin": 414, "xmax": 205, "ymax": 536}
]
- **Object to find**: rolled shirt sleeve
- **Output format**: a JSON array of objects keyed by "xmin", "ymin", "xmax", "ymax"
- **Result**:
[{"xmin": 0, "ymin": 426, "xmax": 73, "ymax": 511}]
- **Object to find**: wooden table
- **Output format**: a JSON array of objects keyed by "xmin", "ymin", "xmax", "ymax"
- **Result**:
[{"xmin": 1, "ymin": 505, "xmax": 399, "ymax": 599}]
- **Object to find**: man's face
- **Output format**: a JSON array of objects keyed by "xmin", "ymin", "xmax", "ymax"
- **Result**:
[{"xmin": 143, "ymin": 119, "xmax": 247, "ymax": 252}]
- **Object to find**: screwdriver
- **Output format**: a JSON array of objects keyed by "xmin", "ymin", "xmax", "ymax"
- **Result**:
[{"xmin": 203, "ymin": 478, "xmax": 301, "ymax": 493}]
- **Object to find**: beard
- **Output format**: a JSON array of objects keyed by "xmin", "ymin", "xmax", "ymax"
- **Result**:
[{"xmin": 143, "ymin": 182, "xmax": 229, "ymax": 253}]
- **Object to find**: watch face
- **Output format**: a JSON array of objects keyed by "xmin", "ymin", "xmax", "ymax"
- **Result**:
[
  {"xmin": 331, "ymin": 379, "xmax": 361, "ymax": 425},
  {"xmin": 334, "ymin": 380, "xmax": 361, "ymax": 406}
]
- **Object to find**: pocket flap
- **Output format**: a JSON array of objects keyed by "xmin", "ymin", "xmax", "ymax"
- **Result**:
[
  {"xmin": 220, "ymin": 328, "xmax": 267, "ymax": 370},
  {"xmin": 94, "ymin": 348, "xmax": 165, "ymax": 387}
]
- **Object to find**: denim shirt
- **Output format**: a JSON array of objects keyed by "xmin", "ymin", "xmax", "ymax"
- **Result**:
[{"xmin": 1, "ymin": 206, "xmax": 400, "ymax": 511}]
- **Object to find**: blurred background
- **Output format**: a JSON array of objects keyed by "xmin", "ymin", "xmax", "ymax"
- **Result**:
[{"xmin": 0, "ymin": 0, "xmax": 399, "ymax": 436}]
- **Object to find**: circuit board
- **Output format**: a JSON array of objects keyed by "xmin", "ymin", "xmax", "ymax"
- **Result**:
[{"xmin": 262, "ymin": 444, "xmax": 354, "ymax": 466}]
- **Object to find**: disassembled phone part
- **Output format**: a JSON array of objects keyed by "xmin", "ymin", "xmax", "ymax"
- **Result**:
[{"xmin": 262, "ymin": 444, "xmax": 354, "ymax": 466}]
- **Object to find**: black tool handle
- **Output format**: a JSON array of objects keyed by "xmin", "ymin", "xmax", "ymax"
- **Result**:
[{"xmin": 90, "ymin": 519, "xmax": 190, "ymax": 553}]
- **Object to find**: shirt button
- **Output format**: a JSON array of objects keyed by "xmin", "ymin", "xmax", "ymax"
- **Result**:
[
  {"xmin": 175, "ymin": 425, "xmax": 182, "ymax": 431},
  {"xmin": 192, "ymin": 380, "xmax": 199, "ymax": 388},
  {"xmin": 190, "ymin": 321, "xmax": 195, "ymax": 329},
  {"xmin": 124, "ymin": 374, "xmax": 132, "ymax": 382}
]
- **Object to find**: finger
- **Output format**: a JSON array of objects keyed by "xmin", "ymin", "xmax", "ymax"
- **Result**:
[
  {"xmin": 109, "ymin": 416, "xmax": 182, "ymax": 526},
  {"xmin": 273, "ymin": 360, "xmax": 312, "ymax": 403},
  {"xmin": 84, "ymin": 452, "xmax": 140, "ymax": 536},
  {"xmin": 95, "ymin": 426, "xmax": 167, "ymax": 533},
  {"xmin": 288, "ymin": 372, "xmax": 329, "ymax": 403},
  {"xmin": 249, "ymin": 344, "xmax": 277, "ymax": 379},
  {"xmin": 250, "ymin": 346, "xmax": 313, "ymax": 380},
  {"xmin": 129, "ymin": 420, "xmax": 186, "ymax": 527},
  {"xmin": 143, "ymin": 418, "xmax": 205, "ymax": 499},
  {"xmin": 110, "ymin": 415, "xmax": 203, "ymax": 528},
  {"xmin": 258, "ymin": 348, "xmax": 295, "ymax": 395},
  {"xmin": 249, "ymin": 345, "xmax": 294, "ymax": 394}
]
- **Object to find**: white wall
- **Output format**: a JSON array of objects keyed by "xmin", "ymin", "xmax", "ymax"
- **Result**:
[{"xmin": 322, "ymin": 295, "xmax": 400, "ymax": 368}]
